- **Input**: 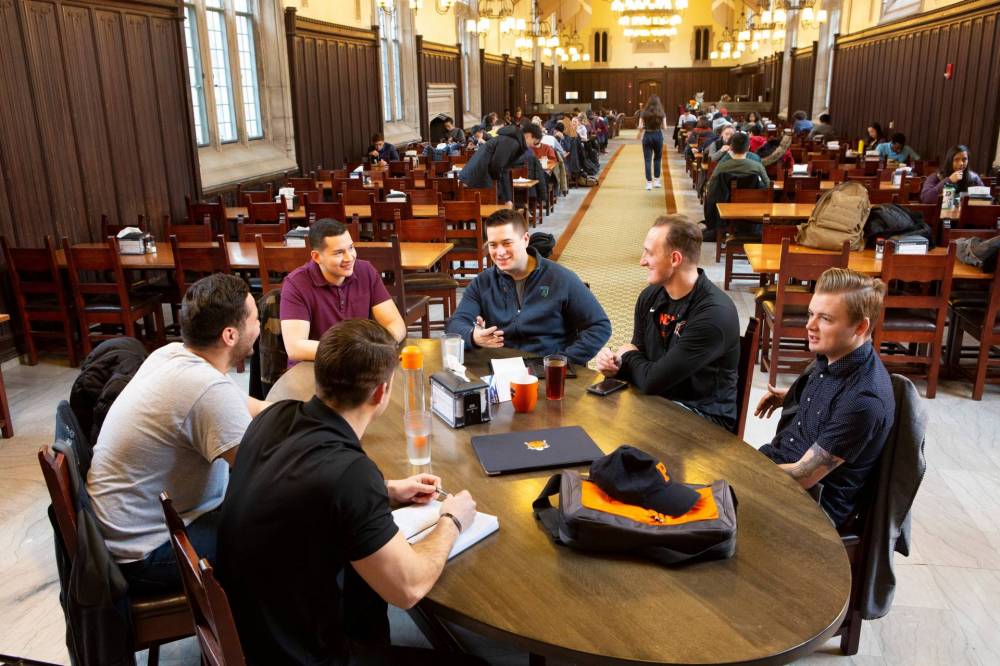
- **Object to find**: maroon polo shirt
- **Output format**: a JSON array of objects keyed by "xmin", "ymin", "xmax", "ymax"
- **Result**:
[{"xmin": 279, "ymin": 260, "xmax": 392, "ymax": 342}]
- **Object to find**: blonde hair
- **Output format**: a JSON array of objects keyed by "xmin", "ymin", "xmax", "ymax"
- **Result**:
[{"xmin": 815, "ymin": 268, "xmax": 886, "ymax": 325}]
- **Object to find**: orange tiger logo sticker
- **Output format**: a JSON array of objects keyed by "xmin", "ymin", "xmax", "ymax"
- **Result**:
[{"xmin": 524, "ymin": 439, "xmax": 549, "ymax": 451}]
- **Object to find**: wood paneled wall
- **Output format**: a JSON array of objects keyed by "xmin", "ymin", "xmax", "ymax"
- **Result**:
[
  {"xmin": 789, "ymin": 44, "xmax": 816, "ymax": 119},
  {"xmin": 285, "ymin": 9, "xmax": 382, "ymax": 172},
  {"xmin": 560, "ymin": 67, "xmax": 738, "ymax": 115},
  {"xmin": 761, "ymin": 54, "xmax": 783, "ymax": 116},
  {"xmin": 730, "ymin": 56, "xmax": 782, "ymax": 115},
  {"xmin": 515, "ymin": 61, "xmax": 533, "ymax": 112},
  {"xmin": 480, "ymin": 51, "xmax": 506, "ymax": 118},
  {"xmin": 830, "ymin": 0, "xmax": 1000, "ymax": 173},
  {"xmin": 418, "ymin": 39, "xmax": 462, "ymax": 136},
  {"xmin": 0, "ymin": 0, "xmax": 198, "ymax": 247}
]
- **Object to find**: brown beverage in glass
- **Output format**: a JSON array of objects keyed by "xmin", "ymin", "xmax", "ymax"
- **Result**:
[{"xmin": 544, "ymin": 354, "xmax": 567, "ymax": 400}]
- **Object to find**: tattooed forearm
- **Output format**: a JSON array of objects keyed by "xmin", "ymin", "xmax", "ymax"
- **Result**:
[{"xmin": 779, "ymin": 444, "xmax": 844, "ymax": 489}]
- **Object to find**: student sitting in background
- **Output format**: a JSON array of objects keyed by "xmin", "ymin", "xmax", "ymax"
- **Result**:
[
  {"xmin": 876, "ymin": 133, "xmax": 920, "ymax": 164},
  {"xmin": 921, "ymin": 144, "xmax": 985, "ymax": 204},
  {"xmin": 792, "ymin": 110, "xmax": 813, "ymax": 134},
  {"xmin": 367, "ymin": 133, "xmax": 399, "ymax": 166},
  {"xmin": 863, "ymin": 122, "xmax": 888, "ymax": 152},
  {"xmin": 703, "ymin": 132, "xmax": 770, "ymax": 239},
  {"xmin": 809, "ymin": 113, "xmax": 837, "ymax": 138}
]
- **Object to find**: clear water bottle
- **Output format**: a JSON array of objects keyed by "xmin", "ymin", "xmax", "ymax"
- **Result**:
[
  {"xmin": 942, "ymin": 183, "xmax": 956, "ymax": 210},
  {"xmin": 400, "ymin": 345, "xmax": 425, "ymax": 414}
]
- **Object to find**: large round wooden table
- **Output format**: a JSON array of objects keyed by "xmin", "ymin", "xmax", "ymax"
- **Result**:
[{"xmin": 267, "ymin": 339, "xmax": 851, "ymax": 665}]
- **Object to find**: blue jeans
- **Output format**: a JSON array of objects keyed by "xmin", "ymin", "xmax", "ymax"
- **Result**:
[
  {"xmin": 118, "ymin": 508, "xmax": 221, "ymax": 596},
  {"xmin": 642, "ymin": 129, "xmax": 664, "ymax": 181}
]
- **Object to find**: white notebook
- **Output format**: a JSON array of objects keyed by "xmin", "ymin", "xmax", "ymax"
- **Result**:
[{"xmin": 392, "ymin": 500, "xmax": 499, "ymax": 559}]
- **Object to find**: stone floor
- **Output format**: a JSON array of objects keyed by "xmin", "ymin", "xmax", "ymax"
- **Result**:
[{"xmin": 0, "ymin": 138, "xmax": 998, "ymax": 665}]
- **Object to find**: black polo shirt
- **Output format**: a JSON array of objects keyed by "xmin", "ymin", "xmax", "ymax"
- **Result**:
[
  {"xmin": 617, "ymin": 270, "xmax": 741, "ymax": 431},
  {"xmin": 760, "ymin": 342, "xmax": 895, "ymax": 527},
  {"xmin": 217, "ymin": 397, "xmax": 398, "ymax": 665}
]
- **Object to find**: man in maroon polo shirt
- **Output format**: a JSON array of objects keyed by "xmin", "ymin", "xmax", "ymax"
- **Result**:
[{"xmin": 280, "ymin": 219, "xmax": 406, "ymax": 362}]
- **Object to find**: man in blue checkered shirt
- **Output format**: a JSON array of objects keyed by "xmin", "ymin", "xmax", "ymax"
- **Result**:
[{"xmin": 755, "ymin": 268, "xmax": 895, "ymax": 527}]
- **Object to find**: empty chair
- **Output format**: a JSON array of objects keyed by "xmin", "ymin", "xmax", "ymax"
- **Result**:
[
  {"xmin": 296, "ymin": 190, "xmax": 322, "ymax": 204},
  {"xmin": 430, "ymin": 176, "xmax": 461, "ymax": 201},
  {"xmin": 247, "ymin": 200, "xmax": 287, "ymax": 225},
  {"xmin": 355, "ymin": 235, "xmax": 431, "ymax": 337},
  {"xmin": 170, "ymin": 234, "xmax": 232, "ymax": 295},
  {"xmin": 339, "ymin": 188, "xmax": 377, "ymax": 206},
  {"xmin": 441, "ymin": 196, "xmax": 485, "ymax": 282},
  {"xmin": 305, "ymin": 200, "xmax": 347, "ymax": 223},
  {"xmin": 166, "ymin": 218, "xmax": 214, "ymax": 243},
  {"xmin": 957, "ymin": 201, "xmax": 1000, "ymax": 229},
  {"xmin": 808, "ymin": 159, "xmax": 837, "ymax": 179},
  {"xmin": 286, "ymin": 176, "xmax": 317, "ymax": 192},
  {"xmin": 255, "ymin": 235, "xmax": 310, "ymax": 293},
  {"xmin": 384, "ymin": 176, "xmax": 415, "ymax": 191},
  {"xmin": 783, "ymin": 176, "xmax": 820, "ymax": 201},
  {"xmin": 371, "ymin": 200, "xmax": 412, "ymax": 241},
  {"xmin": 387, "ymin": 160, "xmax": 411, "ymax": 177},
  {"xmin": 237, "ymin": 220, "xmax": 288, "ymax": 243},
  {"xmin": 867, "ymin": 190, "xmax": 899, "ymax": 205},
  {"xmin": 100, "ymin": 213, "xmax": 146, "ymax": 239},
  {"xmin": 237, "ymin": 184, "xmax": 274, "ymax": 205},
  {"xmin": 62, "ymin": 237, "xmax": 165, "ymax": 355},
  {"xmin": 1, "ymin": 235, "xmax": 78, "ymax": 366},
  {"xmin": 396, "ymin": 216, "xmax": 460, "ymax": 327},
  {"xmin": 794, "ymin": 189, "xmax": 824, "ymax": 203},
  {"xmin": 405, "ymin": 189, "xmax": 442, "ymax": 206},
  {"xmin": 185, "ymin": 195, "xmax": 228, "ymax": 238},
  {"xmin": 873, "ymin": 241, "xmax": 956, "ymax": 398}
]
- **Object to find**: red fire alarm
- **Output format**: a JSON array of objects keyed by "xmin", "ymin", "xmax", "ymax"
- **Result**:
[{"xmin": 945, "ymin": 63, "xmax": 954, "ymax": 80}]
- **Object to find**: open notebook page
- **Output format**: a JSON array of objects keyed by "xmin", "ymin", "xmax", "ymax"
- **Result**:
[{"xmin": 392, "ymin": 500, "xmax": 499, "ymax": 560}]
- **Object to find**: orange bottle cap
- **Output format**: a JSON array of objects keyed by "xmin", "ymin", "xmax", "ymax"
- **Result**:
[{"xmin": 400, "ymin": 345, "xmax": 423, "ymax": 370}]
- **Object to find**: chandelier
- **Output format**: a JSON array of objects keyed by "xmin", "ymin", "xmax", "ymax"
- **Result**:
[
  {"xmin": 408, "ymin": 0, "xmax": 457, "ymax": 14},
  {"xmin": 610, "ymin": 0, "xmax": 688, "ymax": 41},
  {"xmin": 477, "ymin": 0, "xmax": 514, "ymax": 19},
  {"xmin": 465, "ymin": 16, "xmax": 491, "ymax": 38}
]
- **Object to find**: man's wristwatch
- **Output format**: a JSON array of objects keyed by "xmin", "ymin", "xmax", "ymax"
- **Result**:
[{"xmin": 440, "ymin": 512, "xmax": 463, "ymax": 534}]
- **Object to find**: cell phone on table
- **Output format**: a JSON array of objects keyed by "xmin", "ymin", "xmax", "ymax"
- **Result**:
[{"xmin": 587, "ymin": 378, "xmax": 628, "ymax": 396}]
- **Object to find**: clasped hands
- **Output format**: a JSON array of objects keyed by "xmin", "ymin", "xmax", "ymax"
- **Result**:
[
  {"xmin": 473, "ymin": 315, "xmax": 505, "ymax": 348},
  {"xmin": 595, "ymin": 344, "xmax": 638, "ymax": 377}
]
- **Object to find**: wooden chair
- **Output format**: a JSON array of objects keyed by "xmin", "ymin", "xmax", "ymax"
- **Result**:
[
  {"xmin": 720, "ymin": 175, "xmax": 768, "ymax": 289},
  {"xmin": 100, "ymin": 213, "xmax": 146, "ymax": 239},
  {"xmin": 405, "ymin": 189, "xmax": 442, "ymax": 206},
  {"xmin": 429, "ymin": 160, "xmax": 451, "ymax": 176},
  {"xmin": 0, "ymin": 319, "xmax": 10, "ymax": 437},
  {"xmin": 339, "ymin": 188, "xmax": 378, "ymax": 206},
  {"xmin": 459, "ymin": 183, "xmax": 499, "ymax": 204},
  {"xmin": 760, "ymin": 239, "xmax": 850, "ymax": 385},
  {"xmin": 237, "ymin": 221, "xmax": 288, "ymax": 243},
  {"xmin": 2, "ymin": 235, "xmax": 78, "ymax": 366},
  {"xmin": 333, "ymin": 176, "xmax": 368, "ymax": 193},
  {"xmin": 371, "ymin": 200, "xmax": 412, "ymax": 241},
  {"xmin": 510, "ymin": 166, "xmax": 544, "ymax": 227},
  {"xmin": 166, "ymin": 219, "xmax": 214, "ymax": 243},
  {"xmin": 255, "ymin": 235, "xmax": 310, "ymax": 293},
  {"xmin": 170, "ymin": 234, "xmax": 232, "ymax": 294},
  {"xmin": 384, "ymin": 175, "xmax": 416, "ymax": 192},
  {"xmin": 430, "ymin": 176, "xmax": 461, "ymax": 201},
  {"xmin": 946, "ymin": 238, "xmax": 1000, "ymax": 400},
  {"xmin": 867, "ymin": 190, "xmax": 899, "ymax": 205},
  {"xmin": 247, "ymin": 200, "xmax": 287, "ymax": 225},
  {"xmin": 296, "ymin": 190, "xmax": 322, "ymax": 205},
  {"xmin": 160, "ymin": 493, "xmax": 245, "ymax": 665},
  {"xmin": 286, "ymin": 176, "xmax": 317, "ymax": 192},
  {"xmin": 441, "ymin": 196, "xmax": 485, "ymax": 283},
  {"xmin": 396, "ymin": 216, "xmax": 460, "ymax": 328},
  {"xmin": 305, "ymin": 200, "xmax": 347, "ymax": 223},
  {"xmin": 783, "ymin": 176, "xmax": 820, "ymax": 201},
  {"xmin": 794, "ymin": 189, "xmax": 824, "ymax": 203},
  {"xmin": 355, "ymin": 236, "xmax": 431, "ymax": 337},
  {"xmin": 897, "ymin": 203, "xmax": 943, "ymax": 245},
  {"xmin": 899, "ymin": 175, "xmax": 924, "ymax": 202},
  {"xmin": 62, "ymin": 237, "xmax": 165, "ymax": 355},
  {"xmin": 734, "ymin": 318, "xmax": 761, "ymax": 440},
  {"xmin": 846, "ymin": 174, "xmax": 880, "ymax": 192},
  {"xmin": 38, "ymin": 445, "xmax": 193, "ymax": 665},
  {"xmin": 730, "ymin": 188, "xmax": 773, "ymax": 203},
  {"xmin": 185, "ymin": 196, "xmax": 228, "ymax": 238},
  {"xmin": 808, "ymin": 159, "xmax": 837, "ymax": 179},
  {"xmin": 957, "ymin": 201, "xmax": 1000, "ymax": 229},
  {"xmin": 315, "ymin": 168, "xmax": 336, "ymax": 181},
  {"xmin": 873, "ymin": 241, "xmax": 956, "ymax": 398},
  {"xmin": 237, "ymin": 184, "xmax": 274, "ymax": 205},
  {"xmin": 388, "ymin": 160, "xmax": 411, "ymax": 177}
]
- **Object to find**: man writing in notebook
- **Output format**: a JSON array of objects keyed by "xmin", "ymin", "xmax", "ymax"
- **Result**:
[{"xmin": 218, "ymin": 320, "xmax": 483, "ymax": 664}]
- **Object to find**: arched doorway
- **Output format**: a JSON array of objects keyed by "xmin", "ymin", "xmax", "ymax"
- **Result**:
[{"xmin": 638, "ymin": 79, "xmax": 661, "ymax": 109}]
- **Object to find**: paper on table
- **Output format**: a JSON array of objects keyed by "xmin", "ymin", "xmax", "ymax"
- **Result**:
[
  {"xmin": 489, "ymin": 357, "xmax": 528, "ymax": 403},
  {"xmin": 392, "ymin": 500, "xmax": 499, "ymax": 559}
]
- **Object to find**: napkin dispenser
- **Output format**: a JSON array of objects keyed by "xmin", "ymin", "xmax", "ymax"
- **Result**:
[{"xmin": 430, "ymin": 371, "xmax": 491, "ymax": 428}]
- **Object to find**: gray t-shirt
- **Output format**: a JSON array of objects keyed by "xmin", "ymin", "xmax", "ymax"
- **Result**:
[{"xmin": 87, "ymin": 343, "xmax": 250, "ymax": 562}]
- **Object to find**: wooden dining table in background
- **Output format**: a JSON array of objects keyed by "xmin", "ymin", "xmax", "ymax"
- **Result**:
[
  {"xmin": 266, "ymin": 340, "xmax": 852, "ymax": 666},
  {"xmin": 744, "ymin": 243, "xmax": 992, "ymax": 280},
  {"xmin": 718, "ymin": 202, "xmax": 964, "ymax": 222},
  {"xmin": 226, "ymin": 203, "xmax": 506, "ymax": 221},
  {"xmin": 57, "ymin": 241, "xmax": 454, "ymax": 273}
]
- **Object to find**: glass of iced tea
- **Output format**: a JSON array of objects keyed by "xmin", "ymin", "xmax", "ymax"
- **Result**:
[{"xmin": 544, "ymin": 354, "xmax": 568, "ymax": 400}]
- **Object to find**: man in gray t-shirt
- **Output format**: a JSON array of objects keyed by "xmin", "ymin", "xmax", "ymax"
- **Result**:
[{"xmin": 86, "ymin": 274, "xmax": 269, "ymax": 595}]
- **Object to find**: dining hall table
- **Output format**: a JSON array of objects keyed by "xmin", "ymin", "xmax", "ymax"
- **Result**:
[
  {"xmin": 225, "ymin": 203, "xmax": 507, "ymax": 221},
  {"xmin": 717, "ymin": 201, "xmax": 965, "ymax": 222},
  {"xmin": 265, "ymin": 339, "xmax": 852, "ymax": 666},
  {"xmin": 57, "ymin": 241, "xmax": 454, "ymax": 273}
]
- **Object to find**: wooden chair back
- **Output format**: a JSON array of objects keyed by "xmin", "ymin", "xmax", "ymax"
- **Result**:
[
  {"xmin": 847, "ymin": 175, "xmax": 880, "ymax": 192},
  {"xmin": 459, "ymin": 184, "xmax": 499, "ymax": 204},
  {"xmin": 62, "ymin": 237, "xmax": 129, "ymax": 302},
  {"xmin": 170, "ymin": 235, "xmax": 231, "ymax": 293},
  {"xmin": 939, "ymin": 227, "xmax": 998, "ymax": 246},
  {"xmin": 339, "ymin": 188, "xmax": 377, "ymax": 206},
  {"xmin": 247, "ymin": 200, "xmax": 287, "ymax": 225},
  {"xmin": 238, "ymin": 183, "xmax": 274, "ymax": 205},
  {"xmin": 371, "ymin": 201, "xmax": 412, "ymax": 241},
  {"xmin": 2, "ymin": 235, "xmax": 69, "ymax": 313},
  {"xmin": 333, "ymin": 176, "xmax": 366, "ymax": 192},
  {"xmin": 430, "ymin": 160, "xmax": 451, "ymax": 176},
  {"xmin": 957, "ymin": 201, "xmax": 1000, "ymax": 230},
  {"xmin": 867, "ymin": 190, "xmax": 899, "ymax": 205},
  {"xmin": 776, "ymin": 238, "xmax": 850, "ymax": 310},
  {"xmin": 785, "ymin": 175, "xmax": 820, "ymax": 194},
  {"xmin": 897, "ymin": 203, "xmax": 942, "ymax": 244},
  {"xmin": 286, "ymin": 176, "xmax": 317, "ymax": 192},
  {"xmin": 305, "ymin": 201, "xmax": 347, "ymax": 223},
  {"xmin": 160, "ymin": 493, "xmax": 246, "ymax": 666},
  {"xmin": 255, "ymin": 235, "xmax": 310, "ymax": 293},
  {"xmin": 38, "ymin": 447, "xmax": 79, "ymax": 559},
  {"xmin": 100, "ymin": 214, "xmax": 146, "ymax": 239},
  {"xmin": 388, "ymin": 160, "xmax": 411, "ymax": 177},
  {"xmin": 808, "ymin": 159, "xmax": 837, "ymax": 179},
  {"xmin": 166, "ymin": 219, "xmax": 214, "ymax": 243},
  {"xmin": 355, "ymin": 235, "xmax": 407, "ymax": 311},
  {"xmin": 315, "ymin": 169, "xmax": 336, "ymax": 181},
  {"xmin": 405, "ymin": 189, "xmax": 442, "ymax": 205},
  {"xmin": 735, "ymin": 318, "xmax": 761, "ymax": 440},
  {"xmin": 794, "ymin": 189, "xmax": 824, "ymax": 203},
  {"xmin": 731, "ymin": 188, "xmax": 773, "ymax": 203},
  {"xmin": 761, "ymin": 223, "xmax": 799, "ymax": 244},
  {"xmin": 238, "ymin": 221, "xmax": 288, "ymax": 243},
  {"xmin": 186, "ymin": 197, "xmax": 227, "ymax": 237},
  {"xmin": 396, "ymin": 216, "xmax": 447, "ymax": 243},
  {"xmin": 296, "ymin": 190, "xmax": 322, "ymax": 204},
  {"xmin": 430, "ymin": 177, "xmax": 461, "ymax": 200},
  {"xmin": 384, "ymin": 176, "xmax": 415, "ymax": 191}
]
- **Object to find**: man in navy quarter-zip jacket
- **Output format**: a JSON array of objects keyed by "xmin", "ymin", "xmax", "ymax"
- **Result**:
[{"xmin": 445, "ymin": 209, "xmax": 611, "ymax": 365}]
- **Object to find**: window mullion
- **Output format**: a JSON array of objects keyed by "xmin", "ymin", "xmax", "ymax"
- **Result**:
[
  {"xmin": 224, "ymin": 1, "xmax": 248, "ymax": 144},
  {"xmin": 195, "ymin": 0, "xmax": 220, "ymax": 148}
]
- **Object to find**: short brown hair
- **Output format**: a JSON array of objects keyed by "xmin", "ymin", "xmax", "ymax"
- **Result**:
[
  {"xmin": 314, "ymin": 320, "xmax": 398, "ymax": 409},
  {"xmin": 484, "ymin": 208, "xmax": 528, "ymax": 235},
  {"xmin": 652, "ymin": 215, "xmax": 702, "ymax": 263},
  {"xmin": 180, "ymin": 273, "xmax": 250, "ymax": 349},
  {"xmin": 815, "ymin": 268, "xmax": 886, "ymax": 326}
]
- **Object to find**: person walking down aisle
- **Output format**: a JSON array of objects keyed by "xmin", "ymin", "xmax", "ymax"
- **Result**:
[{"xmin": 637, "ymin": 95, "xmax": 668, "ymax": 191}]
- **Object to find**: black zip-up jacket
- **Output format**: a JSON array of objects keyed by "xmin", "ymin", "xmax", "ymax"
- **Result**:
[
  {"xmin": 458, "ymin": 125, "xmax": 526, "ymax": 203},
  {"xmin": 617, "ymin": 270, "xmax": 740, "ymax": 430}
]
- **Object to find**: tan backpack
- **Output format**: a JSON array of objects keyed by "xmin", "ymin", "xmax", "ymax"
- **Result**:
[{"xmin": 796, "ymin": 181, "xmax": 870, "ymax": 250}]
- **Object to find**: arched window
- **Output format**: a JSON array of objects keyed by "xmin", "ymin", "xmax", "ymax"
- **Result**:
[
  {"xmin": 378, "ymin": 3, "xmax": 404, "ymax": 121},
  {"xmin": 593, "ymin": 30, "xmax": 609, "ymax": 63},
  {"xmin": 693, "ymin": 26, "xmax": 711, "ymax": 63}
]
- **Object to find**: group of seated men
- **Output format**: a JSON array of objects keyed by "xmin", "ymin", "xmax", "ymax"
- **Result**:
[{"xmin": 85, "ymin": 136, "xmax": 896, "ymax": 663}]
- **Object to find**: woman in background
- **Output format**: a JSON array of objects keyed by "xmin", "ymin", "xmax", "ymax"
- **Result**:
[
  {"xmin": 864, "ymin": 122, "xmax": 887, "ymax": 151},
  {"xmin": 921, "ymin": 144, "xmax": 984, "ymax": 204},
  {"xmin": 636, "ymin": 95, "xmax": 668, "ymax": 190}
]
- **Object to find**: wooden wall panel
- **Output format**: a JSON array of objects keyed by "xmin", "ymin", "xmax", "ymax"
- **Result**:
[
  {"xmin": 422, "ymin": 41, "xmax": 459, "ymax": 84},
  {"xmin": 830, "ymin": 0, "xmax": 1000, "ymax": 173},
  {"xmin": 286, "ymin": 10, "xmax": 382, "ymax": 172},
  {"xmin": 0, "ymin": 0, "xmax": 197, "ymax": 248},
  {"xmin": 789, "ymin": 44, "xmax": 815, "ymax": 119},
  {"xmin": 560, "ymin": 67, "xmax": 737, "ymax": 115},
  {"xmin": 664, "ymin": 67, "xmax": 734, "ymax": 112},
  {"xmin": 480, "ymin": 52, "xmax": 506, "ymax": 118},
  {"xmin": 516, "ymin": 60, "xmax": 533, "ymax": 111}
]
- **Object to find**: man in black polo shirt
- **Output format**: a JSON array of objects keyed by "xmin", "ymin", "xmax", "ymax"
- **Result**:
[
  {"xmin": 755, "ymin": 268, "xmax": 895, "ymax": 527},
  {"xmin": 217, "ymin": 319, "xmax": 482, "ymax": 664},
  {"xmin": 595, "ymin": 215, "xmax": 740, "ymax": 431}
]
